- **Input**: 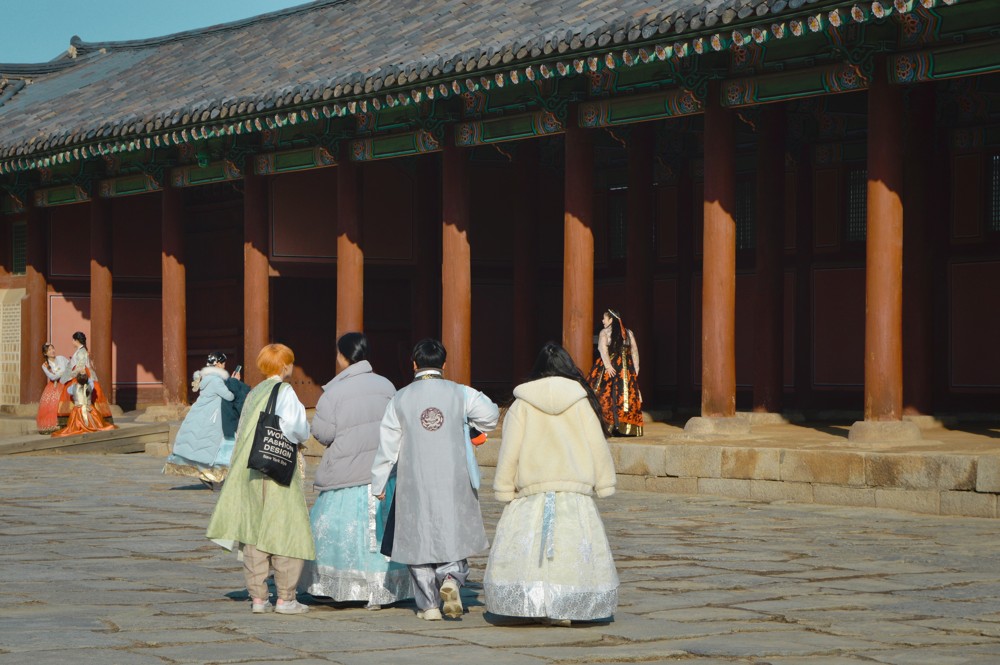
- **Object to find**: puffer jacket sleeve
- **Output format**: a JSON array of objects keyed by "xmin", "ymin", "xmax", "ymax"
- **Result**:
[
  {"xmin": 310, "ymin": 389, "xmax": 338, "ymax": 446},
  {"xmin": 202, "ymin": 374, "xmax": 235, "ymax": 402},
  {"xmin": 493, "ymin": 402, "xmax": 526, "ymax": 502}
]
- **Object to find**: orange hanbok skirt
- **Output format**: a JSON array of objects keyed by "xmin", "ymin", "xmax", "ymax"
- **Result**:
[
  {"xmin": 57, "ymin": 369, "xmax": 113, "ymax": 427},
  {"xmin": 37, "ymin": 379, "xmax": 61, "ymax": 434},
  {"xmin": 51, "ymin": 404, "xmax": 117, "ymax": 437}
]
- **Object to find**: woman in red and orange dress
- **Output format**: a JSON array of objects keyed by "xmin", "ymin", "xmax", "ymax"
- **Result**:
[
  {"xmin": 587, "ymin": 309, "xmax": 643, "ymax": 437},
  {"xmin": 37, "ymin": 343, "xmax": 67, "ymax": 434},
  {"xmin": 57, "ymin": 332, "xmax": 114, "ymax": 428},
  {"xmin": 52, "ymin": 373, "xmax": 116, "ymax": 437}
]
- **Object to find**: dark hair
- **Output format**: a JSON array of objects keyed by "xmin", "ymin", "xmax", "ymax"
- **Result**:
[
  {"xmin": 72, "ymin": 331, "xmax": 87, "ymax": 348},
  {"xmin": 412, "ymin": 338, "xmax": 446, "ymax": 370},
  {"xmin": 207, "ymin": 352, "xmax": 227, "ymax": 366},
  {"xmin": 337, "ymin": 332, "xmax": 369, "ymax": 365},
  {"xmin": 75, "ymin": 372, "xmax": 89, "ymax": 386},
  {"xmin": 529, "ymin": 342, "xmax": 607, "ymax": 433},
  {"xmin": 603, "ymin": 309, "xmax": 626, "ymax": 360},
  {"xmin": 42, "ymin": 342, "xmax": 54, "ymax": 358}
]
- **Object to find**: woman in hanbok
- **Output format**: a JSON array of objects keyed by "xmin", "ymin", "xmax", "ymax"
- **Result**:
[
  {"xmin": 58, "ymin": 332, "xmax": 113, "ymax": 427},
  {"xmin": 51, "ymin": 373, "xmax": 117, "ymax": 437},
  {"xmin": 587, "ymin": 308, "xmax": 642, "ymax": 436},
  {"xmin": 300, "ymin": 332, "xmax": 412, "ymax": 609},
  {"xmin": 206, "ymin": 343, "xmax": 314, "ymax": 615},
  {"xmin": 164, "ymin": 352, "xmax": 248, "ymax": 489},
  {"xmin": 37, "ymin": 343, "xmax": 68, "ymax": 434},
  {"xmin": 485, "ymin": 342, "xmax": 618, "ymax": 626}
]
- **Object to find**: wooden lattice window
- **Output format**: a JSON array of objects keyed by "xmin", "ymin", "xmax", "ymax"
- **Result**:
[
  {"xmin": 846, "ymin": 168, "xmax": 867, "ymax": 242},
  {"xmin": 11, "ymin": 221, "xmax": 26, "ymax": 275},
  {"xmin": 608, "ymin": 188, "xmax": 627, "ymax": 260},
  {"xmin": 990, "ymin": 155, "xmax": 1000, "ymax": 233},
  {"xmin": 736, "ymin": 180, "xmax": 755, "ymax": 250}
]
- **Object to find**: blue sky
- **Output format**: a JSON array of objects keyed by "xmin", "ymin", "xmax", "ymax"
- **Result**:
[{"xmin": 0, "ymin": 0, "xmax": 309, "ymax": 63}]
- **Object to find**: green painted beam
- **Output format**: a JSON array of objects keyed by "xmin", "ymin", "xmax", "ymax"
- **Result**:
[
  {"xmin": 98, "ymin": 174, "xmax": 161, "ymax": 198},
  {"xmin": 891, "ymin": 41, "xmax": 1000, "ymax": 84},
  {"xmin": 171, "ymin": 160, "xmax": 243, "ymax": 187},
  {"xmin": 350, "ymin": 129, "xmax": 441, "ymax": 161},
  {"xmin": 33, "ymin": 185, "xmax": 90, "ymax": 207},
  {"xmin": 254, "ymin": 146, "xmax": 337, "ymax": 175},
  {"xmin": 723, "ymin": 63, "xmax": 869, "ymax": 108},
  {"xmin": 455, "ymin": 111, "xmax": 564, "ymax": 146},
  {"xmin": 578, "ymin": 88, "xmax": 703, "ymax": 128}
]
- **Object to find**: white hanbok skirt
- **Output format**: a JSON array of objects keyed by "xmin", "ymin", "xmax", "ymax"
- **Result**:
[{"xmin": 484, "ymin": 491, "xmax": 618, "ymax": 621}]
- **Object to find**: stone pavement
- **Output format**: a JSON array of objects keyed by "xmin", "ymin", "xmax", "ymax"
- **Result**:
[{"xmin": 2, "ymin": 454, "xmax": 1000, "ymax": 665}]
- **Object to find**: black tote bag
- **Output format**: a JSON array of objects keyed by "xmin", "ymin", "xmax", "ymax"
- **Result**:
[{"xmin": 246, "ymin": 383, "xmax": 297, "ymax": 486}]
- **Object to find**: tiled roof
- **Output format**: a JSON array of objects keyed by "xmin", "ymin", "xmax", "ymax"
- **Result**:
[{"xmin": 0, "ymin": 0, "xmax": 847, "ymax": 165}]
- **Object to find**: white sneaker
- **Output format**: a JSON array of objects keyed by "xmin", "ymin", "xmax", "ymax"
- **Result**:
[
  {"xmin": 439, "ymin": 579, "xmax": 463, "ymax": 618},
  {"xmin": 275, "ymin": 599, "xmax": 309, "ymax": 615},
  {"xmin": 251, "ymin": 600, "xmax": 273, "ymax": 614},
  {"xmin": 417, "ymin": 607, "xmax": 443, "ymax": 621}
]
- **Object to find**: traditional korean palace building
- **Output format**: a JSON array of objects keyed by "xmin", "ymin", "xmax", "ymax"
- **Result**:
[{"xmin": 1, "ymin": 0, "xmax": 999, "ymax": 439}]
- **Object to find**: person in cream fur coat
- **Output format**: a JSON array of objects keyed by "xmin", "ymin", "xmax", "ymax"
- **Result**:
[{"xmin": 484, "ymin": 342, "xmax": 619, "ymax": 626}]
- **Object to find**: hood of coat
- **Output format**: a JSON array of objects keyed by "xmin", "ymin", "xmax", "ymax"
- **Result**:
[
  {"xmin": 512, "ymin": 376, "xmax": 588, "ymax": 416},
  {"xmin": 322, "ymin": 359, "xmax": 373, "ymax": 390},
  {"xmin": 193, "ymin": 365, "xmax": 230, "ymax": 382}
]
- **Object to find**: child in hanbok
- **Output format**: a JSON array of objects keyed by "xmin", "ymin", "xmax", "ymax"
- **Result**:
[
  {"xmin": 484, "ymin": 342, "xmax": 618, "ymax": 626},
  {"xmin": 52, "ymin": 373, "xmax": 117, "ymax": 437}
]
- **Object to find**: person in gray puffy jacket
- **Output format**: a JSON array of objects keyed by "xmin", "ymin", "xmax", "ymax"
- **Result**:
[{"xmin": 299, "ymin": 333, "xmax": 413, "ymax": 608}]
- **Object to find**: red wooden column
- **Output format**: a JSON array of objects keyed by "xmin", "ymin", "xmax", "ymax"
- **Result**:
[
  {"xmin": 902, "ymin": 84, "xmax": 935, "ymax": 417},
  {"xmin": 512, "ymin": 140, "xmax": 539, "ymax": 376},
  {"xmin": 336, "ymin": 161, "xmax": 364, "ymax": 340},
  {"xmin": 625, "ymin": 123, "xmax": 655, "ymax": 397},
  {"xmin": 752, "ymin": 105, "xmax": 786, "ymax": 414},
  {"xmin": 562, "ymin": 121, "xmax": 595, "ymax": 372},
  {"xmin": 441, "ymin": 139, "xmax": 472, "ymax": 384},
  {"xmin": 686, "ymin": 83, "xmax": 747, "ymax": 433},
  {"xmin": 850, "ymin": 58, "xmax": 920, "ymax": 442},
  {"xmin": 90, "ymin": 196, "xmax": 114, "ymax": 399},
  {"xmin": 161, "ymin": 176, "xmax": 187, "ymax": 405},
  {"xmin": 20, "ymin": 202, "xmax": 48, "ymax": 404},
  {"xmin": 244, "ymin": 158, "xmax": 270, "ymax": 386}
]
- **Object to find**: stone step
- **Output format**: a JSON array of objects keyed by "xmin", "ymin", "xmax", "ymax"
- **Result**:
[{"xmin": 0, "ymin": 423, "xmax": 170, "ymax": 456}]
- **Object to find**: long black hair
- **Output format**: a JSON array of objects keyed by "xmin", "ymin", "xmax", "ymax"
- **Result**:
[
  {"xmin": 337, "ymin": 332, "xmax": 369, "ymax": 365},
  {"xmin": 604, "ymin": 308, "xmax": 627, "ymax": 360},
  {"xmin": 72, "ymin": 331, "xmax": 87, "ymax": 349},
  {"xmin": 529, "ymin": 342, "xmax": 608, "ymax": 433}
]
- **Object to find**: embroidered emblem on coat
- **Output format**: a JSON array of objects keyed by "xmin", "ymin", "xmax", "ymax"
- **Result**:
[{"xmin": 420, "ymin": 407, "xmax": 444, "ymax": 431}]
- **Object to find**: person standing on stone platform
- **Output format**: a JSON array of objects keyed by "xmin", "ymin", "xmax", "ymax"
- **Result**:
[
  {"xmin": 371, "ymin": 338, "xmax": 499, "ymax": 621},
  {"xmin": 485, "ymin": 342, "xmax": 618, "ymax": 627}
]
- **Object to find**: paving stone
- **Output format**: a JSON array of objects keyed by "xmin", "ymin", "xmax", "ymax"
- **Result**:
[
  {"xmin": 976, "ymin": 455, "xmax": 1000, "ymax": 493},
  {"xmin": 781, "ymin": 450, "xmax": 866, "ymax": 485},
  {"xmin": 750, "ymin": 479, "xmax": 814, "ymax": 503},
  {"xmin": 2, "ymin": 455, "xmax": 1000, "ymax": 664},
  {"xmin": 940, "ymin": 490, "xmax": 997, "ymax": 518},
  {"xmin": 814, "ymin": 484, "xmax": 877, "ymax": 508},
  {"xmin": 721, "ymin": 446, "xmax": 780, "ymax": 480},
  {"xmin": 697, "ymin": 476, "xmax": 751, "ymax": 499},
  {"xmin": 874, "ymin": 488, "xmax": 941, "ymax": 515},
  {"xmin": 665, "ymin": 444, "xmax": 722, "ymax": 477},
  {"xmin": 866, "ymin": 454, "xmax": 978, "ymax": 491}
]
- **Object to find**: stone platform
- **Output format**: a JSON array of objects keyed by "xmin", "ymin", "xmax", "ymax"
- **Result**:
[{"xmin": 3, "ymin": 407, "xmax": 999, "ymax": 518}]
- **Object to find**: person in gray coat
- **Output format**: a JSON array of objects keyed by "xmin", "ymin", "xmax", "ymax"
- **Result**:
[
  {"xmin": 372, "ymin": 338, "xmax": 500, "ymax": 621},
  {"xmin": 300, "ymin": 333, "xmax": 412, "ymax": 608}
]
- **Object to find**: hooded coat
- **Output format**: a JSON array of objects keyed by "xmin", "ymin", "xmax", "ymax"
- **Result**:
[
  {"xmin": 493, "ymin": 376, "xmax": 616, "ymax": 502},
  {"xmin": 168, "ymin": 366, "xmax": 234, "ymax": 467}
]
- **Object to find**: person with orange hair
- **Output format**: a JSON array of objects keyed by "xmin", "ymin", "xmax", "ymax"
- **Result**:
[{"xmin": 206, "ymin": 343, "xmax": 315, "ymax": 615}]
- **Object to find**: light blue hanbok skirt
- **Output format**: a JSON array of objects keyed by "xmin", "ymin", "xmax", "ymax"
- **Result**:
[{"xmin": 300, "ymin": 477, "xmax": 412, "ymax": 605}]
